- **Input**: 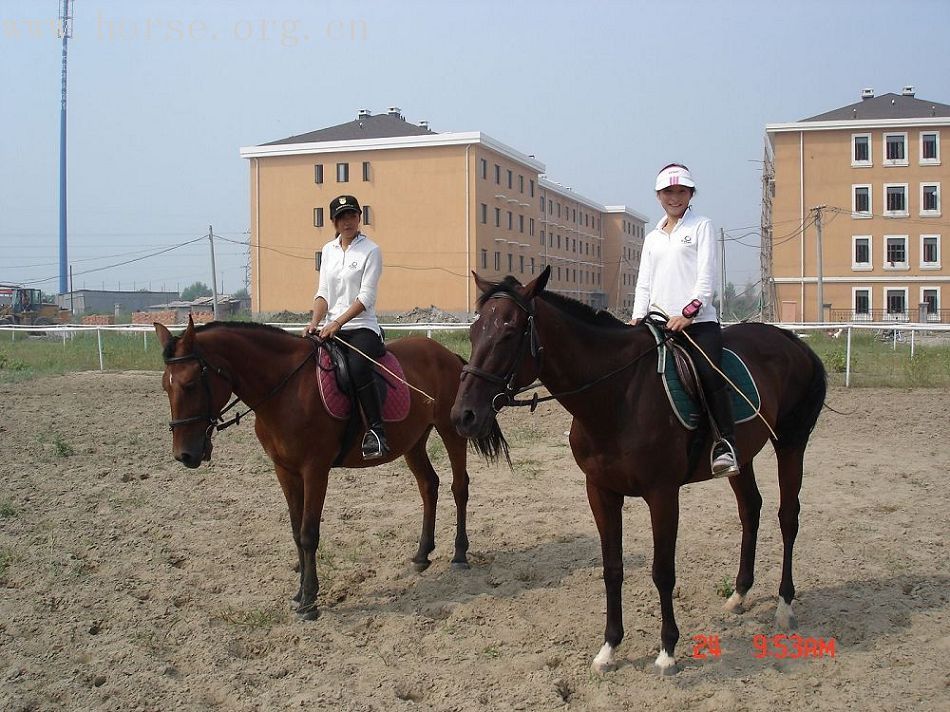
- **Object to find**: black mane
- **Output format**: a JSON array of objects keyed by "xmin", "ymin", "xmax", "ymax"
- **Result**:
[
  {"xmin": 161, "ymin": 320, "xmax": 297, "ymax": 360},
  {"xmin": 477, "ymin": 276, "xmax": 629, "ymax": 330}
]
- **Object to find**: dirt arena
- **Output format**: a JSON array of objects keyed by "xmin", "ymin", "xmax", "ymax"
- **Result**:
[{"xmin": 1, "ymin": 372, "xmax": 947, "ymax": 711}]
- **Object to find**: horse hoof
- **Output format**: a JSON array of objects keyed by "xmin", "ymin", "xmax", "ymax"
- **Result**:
[
  {"xmin": 775, "ymin": 598, "xmax": 797, "ymax": 630},
  {"xmin": 724, "ymin": 591, "xmax": 745, "ymax": 613},
  {"xmin": 590, "ymin": 643, "xmax": 616, "ymax": 675},
  {"xmin": 451, "ymin": 561, "xmax": 471, "ymax": 571},
  {"xmin": 412, "ymin": 560, "xmax": 431, "ymax": 573},
  {"xmin": 654, "ymin": 650, "xmax": 678, "ymax": 676},
  {"xmin": 296, "ymin": 605, "xmax": 320, "ymax": 621}
]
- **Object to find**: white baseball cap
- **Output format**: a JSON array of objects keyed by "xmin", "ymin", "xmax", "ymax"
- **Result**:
[{"xmin": 655, "ymin": 164, "xmax": 696, "ymax": 191}]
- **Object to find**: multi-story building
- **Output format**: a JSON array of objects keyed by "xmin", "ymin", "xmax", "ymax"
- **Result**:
[
  {"xmin": 765, "ymin": 87, "xmax": 950, "ymax": 323},
  {"xmin": 240, "ymin": 109, "xmax": 646, "ymax": 315}
]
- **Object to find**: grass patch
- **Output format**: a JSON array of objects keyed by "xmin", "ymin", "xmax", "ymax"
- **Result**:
[
  {"xmin": 716, "ymin": 576, "xmax": 734, "ymax": 598},
  {"xmin": 215, "ymin": 606, "xmax": 284, "ymax": 629},
  {"xmin": 0, "ymin": 500, "xmax": 17, "ymax": 518},
  {"xmin": 0, "ymin": 547, "xmax": 14, "ymax": 580}
]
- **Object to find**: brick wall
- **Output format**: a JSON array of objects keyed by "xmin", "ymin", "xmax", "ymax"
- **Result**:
[
  {"xmin": 133, "ymin": 311, "xmax": 177, "ymax": 325},
  {"xmin": 81, "ymin": 315, "xmax": 115, "ymax": 325}
]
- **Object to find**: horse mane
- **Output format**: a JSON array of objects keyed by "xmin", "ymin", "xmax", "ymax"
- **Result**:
[
  {"xmin": 477, "ymin": 275, "xmax": 629, "ymax": 331},
  {"xmin": 161, "ymin": 320, "xmax": 297, "ymax": 360}
]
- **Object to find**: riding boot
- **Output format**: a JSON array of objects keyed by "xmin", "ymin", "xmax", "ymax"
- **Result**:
[
  {"xmin": 356, "ymin": 382, "xmax": 389, "ymax": 460},
  {"xmin": 707, "ymin": 387, "xmax": 739, "ymax": 478}
]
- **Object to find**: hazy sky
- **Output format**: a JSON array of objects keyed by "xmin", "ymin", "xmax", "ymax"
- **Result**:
[{"xmin": 3, "ymin": 0, "xmax": 949, "ymax": 297}]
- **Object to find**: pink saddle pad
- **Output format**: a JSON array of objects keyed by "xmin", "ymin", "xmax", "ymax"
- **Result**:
[{"xmin": 317, "ymin": 348, "xmax": 411, "ymax": 422}]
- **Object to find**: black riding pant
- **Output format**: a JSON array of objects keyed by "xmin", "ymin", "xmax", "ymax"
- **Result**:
[
  {"xmin": 334, "ymin": 328, "xmax": 385, "ymax": 389},
  {"xmin": 683, "ymin": 321, "xmax": 725, "ymax": 392}
]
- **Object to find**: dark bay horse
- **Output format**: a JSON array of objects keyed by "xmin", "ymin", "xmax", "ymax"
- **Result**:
[
  {"xmin": 155, "ymin": 318, "xmax": 507, "ymax": 619},
  {"xmin": 451, "ymin": 267, "xmax": 826, "ymax": 674}
]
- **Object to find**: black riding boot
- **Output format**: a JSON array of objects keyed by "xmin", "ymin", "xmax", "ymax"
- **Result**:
[
  {"xmin": 707, "ymin": 387, "xmax": 739, "ymax": 477},
  {"xmin": 356, "ymin": 383, "xmax": 389, "ymax": 460}
]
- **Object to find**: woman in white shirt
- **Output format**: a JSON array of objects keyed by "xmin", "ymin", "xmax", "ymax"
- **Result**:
[
  {"xmin": 630, "ymin": 164, "xmax": 737, "ymax": 477},
  {"xmin": 305, "ymin": 195, "xmax": 389, "ymax": 459}
]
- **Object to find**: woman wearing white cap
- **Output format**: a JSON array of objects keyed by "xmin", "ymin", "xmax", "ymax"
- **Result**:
[
  {"xmin": 304, "ymin": 194, "xmax": 389, "ymax": 460},
  {"xmin": 630, "ymin": 164, "xmax": 738, "ymax": 477}
]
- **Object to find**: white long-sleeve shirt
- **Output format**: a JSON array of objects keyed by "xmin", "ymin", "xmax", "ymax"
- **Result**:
[
  {"xmin": 314, "ymin": 232, "xmax": 383, "ymax": 334},
  {"xmin": 631, "ymin": 208, "xmax": 719, "ymax": 324}
]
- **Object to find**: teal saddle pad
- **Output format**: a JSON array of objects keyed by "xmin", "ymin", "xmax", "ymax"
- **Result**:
[{"xmin": 646, "ymin": 324, "xmax": 761, "ymax": 431}]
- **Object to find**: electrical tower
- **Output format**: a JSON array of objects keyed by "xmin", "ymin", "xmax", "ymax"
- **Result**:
[
  {"xmin": 57, "ymin": 0, "xmax": 75, "ymax": 295},
  {"xmin": 759, "ymin": 139, "xmax": 775, "ymax": 321}
]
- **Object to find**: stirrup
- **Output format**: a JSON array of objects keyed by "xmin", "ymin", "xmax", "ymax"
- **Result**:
[
  {"xmin": 711, "ymin": 440, "xmax": 739, "ymax": 478},
  {"xmin": 361, "ymin": 429, "xmax": 389, "ymax": 460}
]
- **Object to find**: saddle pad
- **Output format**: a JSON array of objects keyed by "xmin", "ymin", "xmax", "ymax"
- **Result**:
[
  {"xmin": 317, "ymin": 349, "xmax": 411, "ymax": 423},
  {"xmin": 646, "ymin": 324, "xmax": 761, "ymax": 430}
]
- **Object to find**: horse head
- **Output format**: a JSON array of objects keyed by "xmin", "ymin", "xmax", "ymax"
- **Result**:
[
  {"xmin": 451, "ymin": 266, "xmax": 550, "ymax": 439},
  {"xmin": 155, "ymin": 316, "xmax": 233, "ymax": 468}
]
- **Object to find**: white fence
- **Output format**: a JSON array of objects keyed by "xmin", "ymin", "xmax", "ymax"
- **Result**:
[{"xmin": 2, "ymin": 321, "xmax": 949, "ymax": 387}]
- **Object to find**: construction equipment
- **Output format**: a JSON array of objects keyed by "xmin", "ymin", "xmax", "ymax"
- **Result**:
[{"xmin": 0, "ymin": 285, "xmax": 70, "ymax": 327}]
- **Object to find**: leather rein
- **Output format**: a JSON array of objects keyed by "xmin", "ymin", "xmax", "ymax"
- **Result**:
[
  {"xmin": 461, "ymin": 293, "xmax": 673, "ymax": 413},
  {"xmin": 163, "ymin": 339, "xmax": 318, "ymax": 435}
]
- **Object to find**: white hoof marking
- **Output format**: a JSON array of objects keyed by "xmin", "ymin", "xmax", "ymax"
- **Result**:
[
  {"xmin": 724, "ymin": 591, "xmax": 745, "ymax": 613},
  {"xmin": 654, "ymin": 649, "xmax": 677, "ymax": 674},
  {"xmin": 775, "ymin": 598, "xmax": 797, "ymax": 629},
  {"xmin": 591, "ymin": 642, "xmax": 615, "ymax": 674}
]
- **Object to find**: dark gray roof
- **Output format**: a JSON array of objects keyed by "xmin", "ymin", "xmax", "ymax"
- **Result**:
[
  {"xmin": 263, "ymin": 113, "xmax": 436, "ymax": 145},
  {"xmin": 802, "ymin": 93, "xmax": 950, "ymax": 122}
]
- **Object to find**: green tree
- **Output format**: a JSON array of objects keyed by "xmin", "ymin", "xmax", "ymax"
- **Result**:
[
  {"xmin": 181, "ymin": 282, "xmax": 212, "ymax": 301},
  {"xmin": 232, "ymin": 287, "xmax": 250, "ymax": 300}
]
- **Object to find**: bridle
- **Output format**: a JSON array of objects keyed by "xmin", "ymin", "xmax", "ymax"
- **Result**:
[
  {"xmin": 461, "ymin": 292, "xmax": 674, "ymax": 413},
  {"xmin": 163, "ymin": 339, "xmax": 318, "ymax": 436}
]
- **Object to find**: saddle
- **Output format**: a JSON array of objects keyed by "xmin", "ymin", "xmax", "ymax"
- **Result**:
[
  {"xmin": 316, "ymin": 341, "xmax": 411, "ymax": 423},
  {"xmin": 643, "ymin": 322, "xmax": 760, "ymax": 430}
]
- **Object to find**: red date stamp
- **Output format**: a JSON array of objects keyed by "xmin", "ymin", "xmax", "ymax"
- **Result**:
[{"xmin": 691, "ymin": 634, "xmax": 836, "ymax": 659}]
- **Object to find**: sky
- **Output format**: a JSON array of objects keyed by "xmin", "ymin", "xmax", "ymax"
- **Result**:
[{"xmin": 2, "ymin": 0, "xmax": 949, "ymax": 298}]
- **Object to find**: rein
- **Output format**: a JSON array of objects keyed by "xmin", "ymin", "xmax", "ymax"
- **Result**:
[
  {"xmin": 463, "ymin": 294, "xmax": 674, "ymax": 412},
  {"xmin": 164, "ymin": 338, "xmax": 318, "ymax": 434}
]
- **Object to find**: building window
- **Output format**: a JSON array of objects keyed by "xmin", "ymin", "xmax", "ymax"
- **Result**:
[
  {"xmin": 314, "ymin": 164, "xmax": 324, "ymax": 184},
  {"xmin": 883, "ymin": 184, "xmax": 908, "ymax": 216},
  {"xmin": 852, "ymin": 235, "xmax": 871, "ymax": 270},
  {"xmin": 494, "ymin": 251, "xmax": 500, "ymax": 270},
  {"xmin": 519, "ymin": 214, "xmax": 525, "ymax": 233},
  {"xmin": 479, "ymin": 158, "xmax": 487, "ymax": 179},
  {"xmin": 507, "ymin": 169, "xmax": 513, "ymax": 189},
  {"xmin": 507, "ymin": 211, "xmax": 513, "ymax": 230},
  {"xmin": 362, "ymin": 205, "xmax": 372, "ymax": 225},
  {"xmin": 853, "ymin": 288, "xmax": 871, "ymax": 320},
  {"xmin": 494, "ymin": 207, "xmax": 501, "ymax": 227},
  {"xmin": 336, "ymin": 163, "xmax": 349, "ymax": 182},
  {"xmin": 480, "ymin": 203, "xmax": 487, "ymax": 224},
  {"xmin": 481, "ymin": 249, "xmax": 487, "ymax": 269},
  {"xmin": 519, "ymin": 175, "xmax": 524, "ymax": 193},
  {"xmin": 540, "ymin": 230, "xmax": 545, "ymax": 245},
  {"xmin": 313, "ymin": 207, "xmax": 324, "ymax": 227},
  {"xmin": 921, "ymin": 183, "xmax": 941, "ymax": 215},
  {"xmin": 883, "ymin": 133, "xmax": 908, "ymax": 166},
  {"xmin": 530, "ymin": 179, "xmax": 535, "ymax": 197},
  {"xmin": 507, "ymin": 253, "xmax": 513, "ymax": 272},
  {"xmin": 884, "ymin": 235, "xmax": 908, "ymax": 269},
  {"xmin": 885, "ymin": 288, "xmax": 907, "ymax": 319},
  {"xmin": 920, "ymin": 131, "xmax": 940, "ymax": 164},
  {"xmin": 530, "ymin": 257, "xmax": 535, "ymax": 274},
  {"xmin": 519, "ymin": 255, "xmax": 524, "ymax": 273},
  {"xmin": 851, "ymin": 134, "xmax": 871, "ymax": 166},
  {"xmin": 921, "ymin": 288, "xmax": 939, "ymax": 321},
  {"xmin": 362, "ymin": 161, "xmax": 371, "ymax": 181},
  {"xmin": 852, "ymin": 185, "xmax": 871, "ymax": 216},
  {"xmin": 921, "ymin": 235, "xmax": 941, "ymax": 268},
  {"xmin": 494, "ymin": 164, "xmax": 501, "ymax": 184}
]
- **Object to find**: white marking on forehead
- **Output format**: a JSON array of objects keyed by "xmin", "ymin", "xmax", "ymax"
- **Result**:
[{"xmin": 169, "ymin": 373, "xmax": 173, "ymax": 385}]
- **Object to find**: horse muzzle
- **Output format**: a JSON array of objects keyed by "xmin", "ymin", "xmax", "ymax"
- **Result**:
[
  {"xmin": 451, "ymin": 402, "xmax": 496, "ymax": 440},
  {"xmin": 174, "ymin": 438, "xmax": 213, "ymax": 469}
]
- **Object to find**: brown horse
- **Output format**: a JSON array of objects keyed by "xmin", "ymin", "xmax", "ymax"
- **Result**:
[
  {"xmin": 155, "ymin": 318, "xmax": 507, "ymax": 619},
  {"xmin": 451, "ymin": 267, "xmax": 826, "ymax": 674}
]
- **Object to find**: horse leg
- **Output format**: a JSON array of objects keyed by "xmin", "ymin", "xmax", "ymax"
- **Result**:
[
  {"xmin": 296, "ymin": 466, "xmax": 330, "ymax": 620},
  {"xmin": 273, "ymin": 464, "xmax": 306, "ymax": 604},
  {"xmin": 724, "ymin": 460, "xmax": 763, "ymax": 613},
  {"xmin": 586, "ymin": 482, "xmax": 625, "ymax": 674},
  {"xmin": 403, "ymin": 436, "xmax": 440, "ymax": 572},
  {"xmin": 646, "ymin": 488, "xmax": 681, "ymax": 675},
  {"xmin": 774, "ymin": 445, "xmax": 805, "ymax": 629},
  {"xmin": 438, "ymin": 427, "xmax": 471, "ymax": 569}
]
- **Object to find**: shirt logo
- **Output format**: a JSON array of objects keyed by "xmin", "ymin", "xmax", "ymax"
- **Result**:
[
  {"xmin": 349, "ymin": 261, "xmax": 358, "ymax": 268},
  {"xmin": 681, "ymin": 234, "xmax": 693, "ymax": 244}
]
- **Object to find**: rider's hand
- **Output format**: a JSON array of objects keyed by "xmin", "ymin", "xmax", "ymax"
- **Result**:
[
  {"xmin": 319, "ymin": 320, "xmax": 342, "ymax": 340},
  {"xmin": 303, "ymin": 323, "xmax": 319, "ymax": 337},
  {"xmin": 666, "ymin": 315, "xmax": 693, "ymax": 332}
]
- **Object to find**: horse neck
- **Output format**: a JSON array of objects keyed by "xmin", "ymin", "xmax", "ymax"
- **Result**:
[
  {"xmin": 198, "ymin": 327, "xmax": 308, "ymax": 405},
  {"xmin": 532, "ymin": 300, "xmax": 654, "ymax": 411}
]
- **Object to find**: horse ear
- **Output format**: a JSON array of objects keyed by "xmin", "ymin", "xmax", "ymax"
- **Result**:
[
  {"xmin": 523, "ymin": 264, "xmax": 551, "ymax": 299},
  {"xmin": 180, "ymin": 315, "xmax": 196, "ymax": 352},
  {"xmin": 472, "ymin": 271, "xmax": 493, "ymax": 295},
  {"xmin": 154, "ymin": 322, "xmax": 172, "ymax": 348}
]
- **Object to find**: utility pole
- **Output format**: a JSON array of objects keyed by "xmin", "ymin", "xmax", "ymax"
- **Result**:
[
  {"xmin": 208, "ymin": 225, "xmax": 219, "ymax": 320},
  {"xmin": 813, "ymin": 205, "xmax": 824, "ymax": 323},
  {"xmin": 719, "ymin": 227, "xmax": 726, "ymax": 319},
  {"xmin": 57, "ymin": 0, "xmax": 75, "ymax": 295}
]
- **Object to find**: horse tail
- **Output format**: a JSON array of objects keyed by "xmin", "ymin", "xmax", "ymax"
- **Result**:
[
  {"xmin": 455, "ymin": 354, "xmax": 512, "ymax": 467},
  {"xmin": 773, "ymin": 329, "xmax": 827, "ymax": 451}
]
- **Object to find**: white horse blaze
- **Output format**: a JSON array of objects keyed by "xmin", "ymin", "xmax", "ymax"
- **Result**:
[{"xmin": 590, "ymin": 642, "xmax": 615, "ymax": 674}]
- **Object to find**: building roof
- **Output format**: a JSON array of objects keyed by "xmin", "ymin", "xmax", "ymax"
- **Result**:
[
  {"xmin": 802, "ymin": 92, "xmax": 950, "ymax": 122},
  {"xmin": 263, "ymin": 111, "xmax": 436, "ymax": 145}
]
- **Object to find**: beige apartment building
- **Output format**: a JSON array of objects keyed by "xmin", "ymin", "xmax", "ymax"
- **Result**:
[
  {"xmin": 765, "ymin": 87, "xmax": 950, "ymax": 323},
  {"xmin": 239, "ymin": 109, "xmax": 646, "ymax": 315}
]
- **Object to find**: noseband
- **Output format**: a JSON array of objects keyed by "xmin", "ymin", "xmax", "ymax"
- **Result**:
[
  {"xmin": 163, "ymin": 350, "xmax": 235, "ymax": 435},
  {"xmin": 461, "ymin": 293, "xmax": 543, "ymax": 412}
]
